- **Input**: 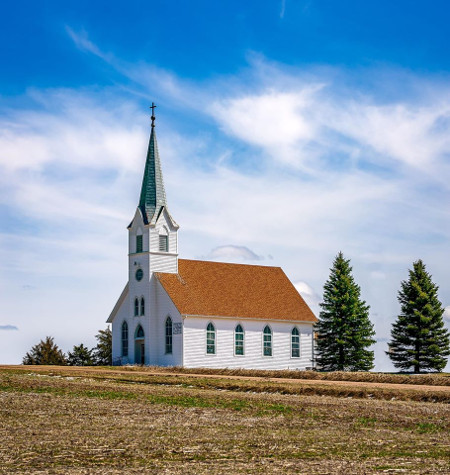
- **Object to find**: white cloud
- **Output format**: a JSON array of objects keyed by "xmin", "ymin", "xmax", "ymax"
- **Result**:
[
  {"xmin": 294, "ymin": 281, "xmax": 320, "ymax": 315},
  {"xmin": 328, "ymin": 101, "xmax": 450, "ymax": 170},
  {"xmin": 202, "ymin": 245, "xmax": 263, "ymax": 262},
  {"xmin": 205, "ymin": 62, "xmax": 450, "ymax": 179},
  {"xmin": 444, "ymin": 306, "xmax": 450, "ymax": 322},
  {"xmin": 210, "ymin": 88, "xmax": 322, "ymax": 167}
]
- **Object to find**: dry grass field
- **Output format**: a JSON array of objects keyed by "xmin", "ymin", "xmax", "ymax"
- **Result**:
[{"xmin": 1, "ymin": 366, "xmax": 449, "ymax": 474}]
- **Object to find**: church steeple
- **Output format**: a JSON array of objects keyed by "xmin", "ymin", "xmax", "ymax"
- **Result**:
[{"xmin": 138, "ymin": 103, "xmax": 167, "ymax": 224}]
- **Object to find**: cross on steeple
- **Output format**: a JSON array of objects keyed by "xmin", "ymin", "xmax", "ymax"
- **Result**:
[{"xmin": 150, "ymin": 102, "xmax": 157, "ymax": 128}]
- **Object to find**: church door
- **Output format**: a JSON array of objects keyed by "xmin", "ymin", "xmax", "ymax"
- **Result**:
[
  {"xmin": 135, "ymin": 325, "xmax": 145, "ymax": 365},
  {"xmin": 140, "ymin": 343, "xmax": 145, "ymax": 364}
]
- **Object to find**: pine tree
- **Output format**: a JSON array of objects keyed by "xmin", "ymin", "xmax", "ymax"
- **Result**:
[
  {"xmin": 93, "ymin": 327, "xmax": 112, "ymax": 365},
  {"xmin": 316, "ymin": 252, "xmax": 376, "ymax": 371},
  {"xmin": 67, "ymin": 343, "xmax": 94, "ymax": 366},
  {"xmin": 387, "ymin": 260, "xmax": 450, "ymax": 373},
  {"xmin": 22, "ymin": 336, "xmax": 67, "ymax": 365}
]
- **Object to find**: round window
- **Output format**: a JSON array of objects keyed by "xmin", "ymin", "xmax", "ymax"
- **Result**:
[{"xmin": 135, "ymin": 268, "xmax": 144, "ymax": 282}]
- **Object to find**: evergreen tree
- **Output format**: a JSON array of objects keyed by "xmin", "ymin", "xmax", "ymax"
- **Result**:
[
  {"xmin": 67, "ymin": 343, "xmax": 94, "ymax": 366},
  {"xmin": 316, "ymin": 252, "xmax": 376, "ymax": 371},
  {"xmin": 93, "ymin": 327, "xmax": 112, "ymax": 365},
  {"xmin": 387, "ymin": 260, "xmax": 450, "ymax": 373},
  {"xmin": 22, "ymin": 336, "xmax": 67, "ymax": 365}
]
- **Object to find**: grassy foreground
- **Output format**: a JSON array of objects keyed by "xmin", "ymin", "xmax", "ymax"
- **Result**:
[{"xmin": 0, "ymin": 366, "xmax": 449, "ymax": 474}]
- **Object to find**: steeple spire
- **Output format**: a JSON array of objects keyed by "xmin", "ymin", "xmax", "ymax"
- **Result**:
[{"xmin": 138, "ymin": 103, "xmax": 167, "ymax": 224}]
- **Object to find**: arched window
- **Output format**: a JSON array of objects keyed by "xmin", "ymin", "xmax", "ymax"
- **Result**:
[
  {"xmin": 263, "ymin": 325, "xmax": 272, "ymax": 356},
  {"xmin": 206, "ymin": 322, "xmax": 216, "ymax": 354},
  {"xmin": 136, "ymin": 325, "xmax": 144, "ymax": 339},
  {"xmin": 121, "ymin": 321, "xmax": 128, "ymax": 357},
  {"xmin": 235, "ymin": 324, "xmax": 244, "ymax": 355},
  {"xmin": 291, "ymin": 327, "xmax": 300, "ymax": 358},
  {"xmin": 165, "ymin": 316, "xmax": 173, "ymax": 354},
  {"xmin": 140, "ymin": 297, "xmax": 145, "ymax": 316},
  {"xmin": 134, "ymin": 298, "xmax": 139, "ymax": 317}
]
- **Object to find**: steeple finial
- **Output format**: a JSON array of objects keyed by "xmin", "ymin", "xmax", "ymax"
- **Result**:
[{"xmin": 150, "ymin": 102, "xmax": 157, "ymax": 128}]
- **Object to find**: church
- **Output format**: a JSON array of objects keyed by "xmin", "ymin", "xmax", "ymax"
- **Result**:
[{"xmin": 107, "ymin": 107, "xmax": 318, "ymax": 370}]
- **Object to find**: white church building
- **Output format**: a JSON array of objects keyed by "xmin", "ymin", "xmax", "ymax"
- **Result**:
[{"xmin": 107, "ymin": 108, "xmax": 318, "ymax": 370}]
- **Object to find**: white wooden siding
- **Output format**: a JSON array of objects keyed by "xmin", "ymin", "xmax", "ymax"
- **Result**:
[
  {"xmin": 150, "ymin": 211, "xmax": 178, "ymax": 254},
  {"xmin": 153, "ymin": 279, "xmax": 183, "ymax": 366},
  {"xmin": 148, "ymin": 209, "xmax": 178, "ymax": 273},
  {"xmin": 111, "ymin": 277, "xmax": 183, "ymax": 366},
  {"xmin": 149, "ymin": 253, "xmax": 178, "ymax": 273},
  {"xmin": 183, "ymin": 317, "xmax": 314, "ymax": 370}
]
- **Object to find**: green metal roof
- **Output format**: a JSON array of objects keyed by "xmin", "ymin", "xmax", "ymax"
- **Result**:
[{"xmin": 138, "ymin": 125, "xmax": 167, "ymax": 224}]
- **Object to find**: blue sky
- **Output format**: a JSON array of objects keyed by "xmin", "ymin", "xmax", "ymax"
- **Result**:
[{"xmin": 1, "ymin": 1, "xmax": 450, "ymax": 370}]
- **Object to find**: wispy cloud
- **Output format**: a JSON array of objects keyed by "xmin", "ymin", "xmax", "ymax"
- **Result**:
[
  {"xmin": 0, "ymin": 325, "xmax": 18, "ymax": 331},
  {"xmin": 279, "ymin": 0, "xmax": 286, "ymax": 19},
  {"xmin": 65, "ymin": 27, "xmax": 112, "ymax": 62},
  {"xmin": 202, "ymin": 245, "xmax": 263, "ymax": 262}
]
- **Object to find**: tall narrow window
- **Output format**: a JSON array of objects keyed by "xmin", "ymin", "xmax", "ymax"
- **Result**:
[
  {"xmin": 140, "ymin": 297, "xmax": 145, "ymax": 316},
  {"xmin": 121, "ymin": 321, "xmax": 128, "ymax": 357},
  {"xmin": 291, "ymin": 327, "xmax": 300, "ymax": 358},
  {"xmin": 263, "ymin": 325, "xmax": 272, "ymax": 356},
  {"xmin": 159, "ymin": 234, "xmax": 168, "ymax": 252},
  {"xmin": 206, "ymin": 322, "xmax": 216, "ymax": 354},
  {"xmin": 136, "ymin": 234, "xmax": 143, "ymax": 253},
  {"xmin": 165, "ymin": 317, "xmax": 173, "ymax": 354},
  {"xmin": 134, "ymin": 298, "xmax": 139, "ymax": 317},
  {"xmin": 235, "ymin": 324, "xmax": 244, "ymax": 355}
]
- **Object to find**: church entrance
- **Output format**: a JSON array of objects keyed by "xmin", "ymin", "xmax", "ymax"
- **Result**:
[{"xmin": 134, "ymin": 325, "xmax": 145, "ymax": 365}]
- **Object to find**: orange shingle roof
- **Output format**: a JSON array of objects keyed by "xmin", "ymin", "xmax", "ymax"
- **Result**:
[{"xmin": 155, "ymin": 259, "xmax": 317, "ymax": 323}]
